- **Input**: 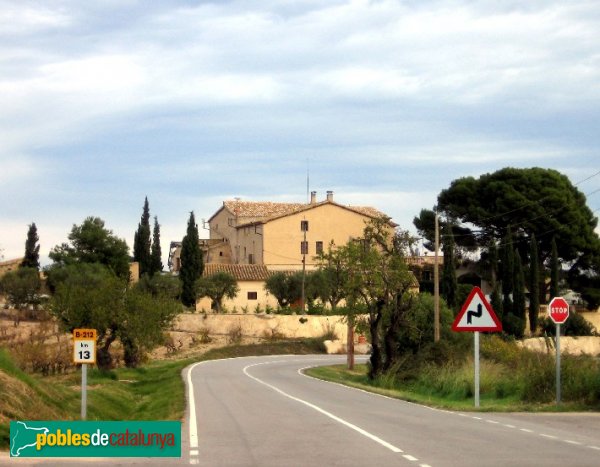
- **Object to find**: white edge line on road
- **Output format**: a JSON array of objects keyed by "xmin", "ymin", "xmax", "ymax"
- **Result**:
[
  {"xmin": 243, "ymin": 361, "xmax": 404, "ymax": 454},
  {"xmin": 186, "ymin": 356, "xmax": 344, "ymax": 451}
]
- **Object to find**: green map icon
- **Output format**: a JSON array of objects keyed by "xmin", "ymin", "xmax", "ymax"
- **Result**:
[{"xmin": 10, "ymin": 421, "xmax": 50, "ymax": 457}]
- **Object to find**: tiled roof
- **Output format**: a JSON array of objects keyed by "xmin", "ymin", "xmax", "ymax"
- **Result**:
[
  {"xmin": 223, "ymin": 200, "xmax": 305, "ymax": 219},
  {"xmin": 221, "ymin": 199, "xmax": 392, "ymax": 226},
  {"xmin": 203, "ymin": 263, "xmax": 272, "ymax": 281}
]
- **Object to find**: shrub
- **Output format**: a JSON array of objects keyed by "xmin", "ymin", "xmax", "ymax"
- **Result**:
[
  {"xmin": 540, "ymin": 313, "xmax": 597, "ymax": 336},
  {"xmin": 226, "ymin": 323, "xmax": 243, "ymax": 344}
]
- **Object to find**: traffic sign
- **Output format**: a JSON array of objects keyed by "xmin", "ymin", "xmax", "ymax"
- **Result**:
[
  {"xmin": 73, "ymin": 329, "xmax": 97, "ymax": 364},
  {"xmin": 548, "ymin": 297, "xmax": 569, "ymax": 324},
  {"xmin": 452, "ymin": 287, "xmax": 502, "ymax": 332}
]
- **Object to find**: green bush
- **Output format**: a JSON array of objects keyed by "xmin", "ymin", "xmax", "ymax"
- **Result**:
[{"xmin": 540, "ymin": 313, "xmax": 597, "ymax": 336}]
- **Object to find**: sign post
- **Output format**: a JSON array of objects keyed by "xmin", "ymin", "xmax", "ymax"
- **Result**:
[
  {"xmin": 73, "ymin": 329, "xmax": 97, "ymax": 420},
  {"xmin": 452, "ymin": 287, "xmax": 502, "ymax": 408},
  {"xmin": 548, "ymin": 297, "xmax": 569, "ymax": 405}
]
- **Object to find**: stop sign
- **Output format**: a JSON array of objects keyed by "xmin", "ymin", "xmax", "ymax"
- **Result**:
[{"xmin": 548, "ymin": 297, "xmax": 570, "ymax": 324}]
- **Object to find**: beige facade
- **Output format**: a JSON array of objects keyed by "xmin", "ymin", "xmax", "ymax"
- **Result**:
[
  {"xmin": 0, "ymin": 258, "xmax": 23, "ymax": 278},
  {"xmin": 204, "ymin": 191, "xmax": 391, "ymax": 270},
  {"xmin": 195, "ymin": 264, "xmax": 280, "ymax": 312}
]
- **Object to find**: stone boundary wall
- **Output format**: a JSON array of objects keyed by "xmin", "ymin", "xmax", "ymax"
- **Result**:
[
  {"xmin": 519, "ymin": 336, "xmax": 600, "ymax": 356},
  {"xmin": 174, "ymin": 313, "xmax": 349, "ymax": 342}
]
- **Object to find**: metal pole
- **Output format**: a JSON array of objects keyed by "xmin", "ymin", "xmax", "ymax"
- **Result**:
[
  {"xmin": 301, "ymin": 226, "xmax": 307, "ymax": 313},
  {"xmin": 347, "ymin": 320, "xmax": 355, "ymax": 370},
  {"xmin": 81, "ymin": 363, "xmax": 87, "ymax": 420},
  {"xmin": 434, "ymin": 213, "xmax": 440, "ymax": 342},
  {"xmin": 556, "ymin": 324, "xmax": 561, "ymax": 405},
  {"xmin": 474, "ymin": 331, "xmax": 480, "ymax": 408}
]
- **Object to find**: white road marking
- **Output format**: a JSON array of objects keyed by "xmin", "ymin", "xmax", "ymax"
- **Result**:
[
  {"xmin": 244, "ymin": 361, "xmax": 404, "ymax": 453},
  {"xmin": 588, "ymin": 446, "xmax": 600, "ymax": 451},
  {"xmin": 403, "ymin": 454, "xmax": 419, "ymax": 461},
  {"xmin": 189, "ymin": 458, "xmax": 199, "ymax": 465},
  {"xmin": 504, "ymin": 424, "xmax": 516, "ymax": 428},
  {"xmin": 486, "ymin": 420, "xmax": 499, "ymax": 424},
  {"xmin": 540, "ymin": 434, "xmax": 557, "ymax": 439},
  {"xmin": 520, "ymin": 428, "xmax": 533, "ymax": 433},
  {"xmin": 565, "ymin": 440, "xmax": 583, "ymax": 446},
  {"xmin": 472, "ymin": 417, "xmax": 482, "ymax": 420},
  {"xmin": 187, "ymin": 361, "xmax": 204, "ymax": 449},
  {"xmin": 190, "ymin": 449, "xmax": 199, "ymax": 456}
]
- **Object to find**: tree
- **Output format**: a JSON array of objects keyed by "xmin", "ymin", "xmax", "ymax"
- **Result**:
[
  {"xmin": 529, "ymin": 234, "xmax": 540, "ymax": 333},
  {"xmin": 136, "ymin": 273, "xmax": 181, "ymax": 300},
  {"xmin": 133, "ymin": 197, "xmax": 152, "ymax": 276},
  {"xmin": 550, "ymin": 236, "xmax": 560, "ymax": 298},
  {"xmin": 265, "ymin": 272, "xmax": 302, "ymax": 309},
  {"xmin": 180, "ymin": 212, "xmax": 203, "ymax": 308},
  {"xmin": 196, "ymin": 272, "xmax": 239, "ymax": 313},
  {"xmin": 338, "ymin": 217, "xmax": 417, "ymax": 378},
  {"xmin": 0, "ymin": 267, "xmax": 41, "ymax": 326},
  {"xmin": 49, "ymin": 217, "xmax": 130, "ymax": 279},
  {"xmin": 21, "ymin": 223, "xmax": 40, "ymax": 270},
  {"xmin": 150, "ymin": 216, "xmax": 163, "ymax": 276},
  {"xmin": 50, "ymin": 265, "xmax": 179, "ymax": 369},
  {"xmin": 441, "ymin": 223, "xmax": 458, "ymax": 309},
  {"xmin": 500, "ymin": 227, "xmax": 514, "ymax": 324},
  {"xmin": 488, "ymin": 241, "xmax": 503, "ymax": 318},
  {"xmin": 512, "ymin": 250, "xmax": 526, "ymax": 338},
  {"xmin": 315, "ymin": 242, "xmax": 350, "ymax": 310},
  {"xmin": 419, "ymin": 168, "xmax": 600, "ymax": 298}
]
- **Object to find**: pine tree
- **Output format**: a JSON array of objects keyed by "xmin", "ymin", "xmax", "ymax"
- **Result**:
[
  {"xmin": 441, "ymin": 223, "xmax": 457, "ymax": 309},
  {"xmin": 21, "ymin": 223, "xmax": 40, "ymax": 270},
  {"xmin": 133, "ymin": 197, "xmax": 152, "ymax": 276},
  {"xmin": 528, "ymin": 234, "xmax": 540, "ymax": 334},
  {"xmin": 512, "ymin": 249, "xmax": 526, "ymax": 337},
  {"xmin": 550, "ymin": 236, "xmax": 560, "ymax": 298},
  {"xmin": 180, "ymin": 211, "xmax": 203, "ymax": 307},
  {"xmin": 150, "ymin": 216, "xmax": 163, "ymax": 276}
]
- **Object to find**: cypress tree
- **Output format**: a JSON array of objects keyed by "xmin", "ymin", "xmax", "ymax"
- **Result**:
[
  {"xmin": 513, "ymin": 249, "xmax": 526, "ymax": 337},
  {"xmin": 441, "ymin": 223, "xmax": 458, "ymax": 309},
  {"xmin": 180, "ymin": 211, "xmax": 203, "ymax": 308},
  {"xmin": 550, "ymin": 236, "xmax": 560, "ymax": 298},
  {"xmin": 500, "ymin": 227, "xmax": 514, "ymax": 320},
  {"xmin": 488, "ymin": 241, "xmax": 503, "ymax": 318},
  {"xmin": 133, "ymin": 197, "xmax": 152, "ymax": 276},
  {"xmin": 150, "ymin": 216, "xmax": 163, "ymax": 276},
  {"xmin": 21, "ymin": 223, "xmax": 40, "ymax": 270},
  {"xmin": 528, "ymin": 234, "xmax": 540, "ymax": 334}
]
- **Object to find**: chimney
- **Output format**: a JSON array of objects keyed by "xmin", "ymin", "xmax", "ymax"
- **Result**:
[
  {"xmin": 326, "ymin": 190, "xmax": 334, "ymax": 202},
  {"xmin": 310, "ymin": 191, "xmax": 317, "ymax": 204}
]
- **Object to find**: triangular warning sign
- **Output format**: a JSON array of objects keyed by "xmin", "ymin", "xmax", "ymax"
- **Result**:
[{"xmin": 452, "ymin": 286, "xmax": 502, "ymax": 332}]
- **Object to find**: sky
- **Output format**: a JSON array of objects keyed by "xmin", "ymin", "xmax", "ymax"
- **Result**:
[{"xmin": 1, "ymin": 0, "xmax": 599, "ymax": 267}]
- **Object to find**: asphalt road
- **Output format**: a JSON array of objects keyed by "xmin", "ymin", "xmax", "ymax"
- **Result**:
[
  {"xmin": 3, "ymin": 354, "xmax": 599, "ymax": 466},
  {"xmin": 186, "ymin": 354, "xmax": 600, "ymax": 467}
]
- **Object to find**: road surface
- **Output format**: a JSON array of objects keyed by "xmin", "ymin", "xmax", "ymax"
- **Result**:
[{"xmin": 186, "ymin": 354, "xmax": 600, "ymax": 466}]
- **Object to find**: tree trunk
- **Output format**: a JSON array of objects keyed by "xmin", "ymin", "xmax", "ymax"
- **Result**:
[
  {"xmin": 368, "ymin": 300, "xmax": 385, "ymax": 379},
  {"xmin": 96, "ymin": 333, "xmax": 117, "ymax": 370}
]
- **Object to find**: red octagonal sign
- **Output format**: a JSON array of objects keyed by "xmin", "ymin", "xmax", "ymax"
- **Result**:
[{"xmin": 548, "ymin": 296, "xmax": 570, "ymax": 324}]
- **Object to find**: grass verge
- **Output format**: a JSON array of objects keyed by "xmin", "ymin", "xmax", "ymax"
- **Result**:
[
  {"xmin": 305, "ymin": 363, "xmax": 599, "ymax": 412},
  {"xmin": 0, "ymin": 337, "xmax": 326, "ymax": 449}
]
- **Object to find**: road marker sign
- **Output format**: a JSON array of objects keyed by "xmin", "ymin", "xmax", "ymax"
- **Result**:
[
  {"xmin": 72, "ymin": 329, "xmax": 97, "ymax": 420},
  {"xmin": 452, "ymin": 287, "xmax": 502, "ymax": 332}
]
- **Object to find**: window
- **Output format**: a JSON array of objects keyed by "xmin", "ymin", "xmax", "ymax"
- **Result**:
[
  {"xmin": 248, "ymin": 254, "xmax": 254, "ymax": 264},
  {"xmin": 316, "ymin": 241, "xmax": 323, "ymax": 255},
  {"xmin": 301, "ymin": 241, "xmax": 308, "ymax": 255},
  {"xmin": 300, "ymin": 220, "xmax": 309, "ymax": 232},
  {"xmin": 248, "ymin": 292, "xmax": 258, "ymax": 300}
]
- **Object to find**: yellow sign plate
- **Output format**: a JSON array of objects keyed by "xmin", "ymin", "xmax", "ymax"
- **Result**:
[{"xmin": 73, "ymin": 329, "xmax": 97, "ymax": 340}]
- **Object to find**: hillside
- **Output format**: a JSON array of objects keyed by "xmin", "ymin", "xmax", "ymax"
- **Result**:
[{"xmin": 0, "ymin": 348, "xmax": 74, "ymax": 449}]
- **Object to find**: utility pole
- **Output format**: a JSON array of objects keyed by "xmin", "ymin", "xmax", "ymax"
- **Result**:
[
  {"xmin": 301, "ymin": 219, "xmax": 307, "ymax": 314},
  {"xmin": 434, "ymin": 212, "xmax": 440, "ymax": 342}
]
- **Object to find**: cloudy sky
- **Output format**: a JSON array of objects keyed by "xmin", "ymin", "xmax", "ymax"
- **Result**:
[{"xmin": 1, "ymin": 0, "xmax": 599, "ymax": 266}]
